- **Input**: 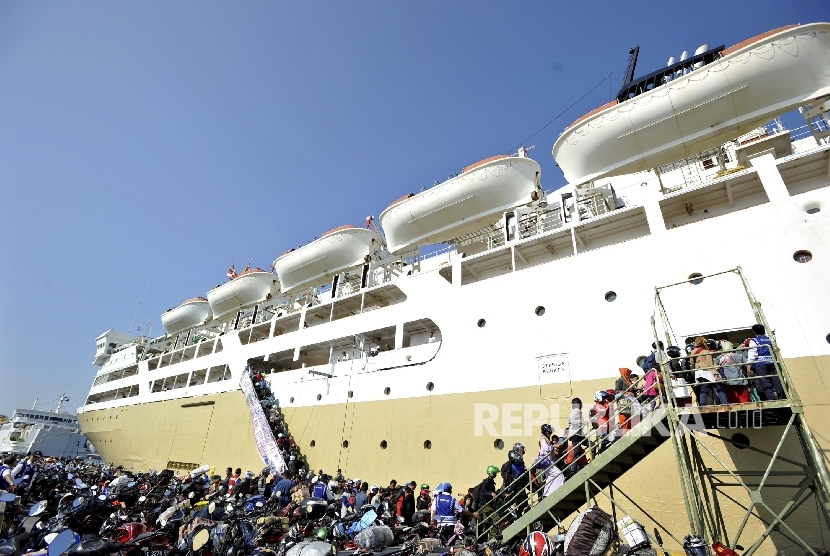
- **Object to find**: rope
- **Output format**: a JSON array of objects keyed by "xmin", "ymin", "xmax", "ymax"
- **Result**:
[{"xmin": 508, "ymin": 61, "xmax": 626, "ymax": 154}]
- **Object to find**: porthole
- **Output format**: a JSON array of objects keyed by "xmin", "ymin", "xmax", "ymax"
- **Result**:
[
  {"xmin": 535, "ymin": 306, "xmax": 545, "ymax": 316},
  {"xmin": 316, "ymin": 394, "xmax": 322, "ymax": 401},
  {"xmin": 731, "ymin": 433, "xmax": 750, "ymax": 449},
  {"xmin": 477, "ymin": 319, "xmax": 486, "ymax": 328},
  {"xmin": 348, "ymin": 390, "xmax": 354, "ymax": 398},
  {"xmin": 604, "ymin": 291, "xmax": 617, "ymax": 302},
  {"xmin": 826, "ymin": 333, "xmax": 830, "ymax": 344},
  {"xmin": 342, "ymin": 440, "xmax": 349, "ymax": 448},
  {"xmin": 380, "ymin": 440, "xmax": 388, "ymax": 449},
  {"xmin": 688, "ymin": 273, "xmax": 704, "ymax": 285},
  {"xmin": 793, "ymin": 250, "xmax": 812, "ymax": 263},
  {"xmin": 384, "ymin": 387, "xmax": 391, "ymax": 395},
  {"xmin": 494, "ymin": 439, "xmax": 504, "ymax": 450},
  {"xmin": 807, "ymin": 207, "xmax": 820, "ymax": 214},
  {"xmin": 310, "ymin": 440, "xmax": 316, "ymax": 447},
  {"xmin": 423, "ymin": 440, "xmax": 432, "ymax": 449},
  {"xmin": 289, "ymin": 397, "xmax": 294, "ymax": 403},
  {"xmin": 426, "ymin": 382, "xmax": 434, "ymax": 392}
]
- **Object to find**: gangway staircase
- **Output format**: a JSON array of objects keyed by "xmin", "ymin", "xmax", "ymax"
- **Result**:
[
  {"xmin": 497, "ymin": 406, "xmax": 673, "ymax": 542},
  {"xmin": 477, "ymin": 268, "xmax": 830, "ymax": 556}
]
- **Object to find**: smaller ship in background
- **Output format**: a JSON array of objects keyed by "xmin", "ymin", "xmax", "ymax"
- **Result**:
[{"xmin": 0, "ymin": 394, "xmax": 98, "ymax": 459}]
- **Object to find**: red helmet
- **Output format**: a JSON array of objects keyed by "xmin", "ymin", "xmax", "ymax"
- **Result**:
[{"xmin": 519, "ymin": 531, "xmax": 555, "ymax": 556}]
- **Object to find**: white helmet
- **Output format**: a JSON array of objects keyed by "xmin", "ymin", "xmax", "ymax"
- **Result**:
[{"xmin": 594, "ymin": 391, "xmax": 605, "ymax": 402}]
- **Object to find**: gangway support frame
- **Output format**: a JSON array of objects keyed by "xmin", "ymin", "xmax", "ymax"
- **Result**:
[
  {"xmin": 477, "ymin": 267, "xmax": 830, "ymax": 556},
  {"xmin": 652, "ymin": 266, "xmax": 830, "ymax": 555}
]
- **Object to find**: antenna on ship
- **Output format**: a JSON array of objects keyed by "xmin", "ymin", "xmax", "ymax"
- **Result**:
[
  {"xmin": 55, "ymin": 394, "xmax": 68, "ymax": 413},
  {"xmin": 31, "ymin": 398, "xmax": 38, "ymax": 410},
  {"xmin": 129, "ymin": 278, "xmax": 151, "ymax": 334}
]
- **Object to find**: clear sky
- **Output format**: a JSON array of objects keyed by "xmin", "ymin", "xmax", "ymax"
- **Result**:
[{"xmin": 0, "ymin": 1, "xmax": 825, "ymax": 416}]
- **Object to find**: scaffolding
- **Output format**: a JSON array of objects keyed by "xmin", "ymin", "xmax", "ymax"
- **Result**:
[{"xmin": 476, "ymin": 267, "xmax": 830, "ymax": 555}]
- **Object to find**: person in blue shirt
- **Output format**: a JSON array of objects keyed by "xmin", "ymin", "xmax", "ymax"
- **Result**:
[
  {"xmin": 747, "ymin": 324, "xmax": 784, "ymax": 401},
  {"xmin": 311, "ymin": 476, "xmax": 335, "ymax": 500},
  {"xmin": 273, "ymin": 475, "xmax": 297, "ymax": 506},
  {"xmin": 430, "ymin": 483, "xmax": 478, "ymax": 538},
  {"xmin": 354, "ymin": 482, "xmax": 370, "ymax": 510}
]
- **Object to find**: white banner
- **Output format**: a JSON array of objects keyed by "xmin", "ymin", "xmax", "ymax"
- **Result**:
[{"xmin": 240, "ymin": 372, "xmax": 286, "ymax": 476}]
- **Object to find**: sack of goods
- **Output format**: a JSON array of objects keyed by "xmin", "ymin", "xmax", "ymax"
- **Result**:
[
  {"xmin": 564, "ymin": 506, "xmax": 615, "ymax": 556},
  {"xmin": 292, "ymin": 485, "xmax": 310, "ymax": 504},
  {"xmin": 616, "ymin": 516, "xmax": 650, "ymax": 551},
  {"xmin": 299, "ymin": 497, "xmax": 328, "ymax": 520},
  {"xmin": 286, "ymin": 540, "xmax": 335, "ymax": 556},
  {"xmin": 355, "ymin": 525, "xmax": 394, "ymax": 550}
]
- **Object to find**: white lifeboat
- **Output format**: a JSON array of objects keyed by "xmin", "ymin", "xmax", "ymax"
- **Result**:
[
  {"xmin": 273, "ymin": 226, "xmax": 383, "ymax": 294},
  {"xmin": 553, "ymin": 23, "xmax": 830, "ymax": 184},
  {"xmin": 206, "ymin": 269, "xmax": 280, "ymax": 320},
  {"xmin": 380, "ymin": 155, "xmax": 541, "ymax": 254},
  {"xmin": 161, "ymin": 297, "xmax": 212, "ymax": 335}
]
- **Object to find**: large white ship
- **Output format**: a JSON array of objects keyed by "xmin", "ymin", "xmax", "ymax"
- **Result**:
[{"xmin": 79, "ymin": 23, "xmax": 830, "ymax": 552}]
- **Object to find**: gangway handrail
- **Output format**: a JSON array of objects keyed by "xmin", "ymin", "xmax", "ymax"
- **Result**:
[{"xmin": 476, "ymin": 371, "xmax": 665, "ymax": 540}]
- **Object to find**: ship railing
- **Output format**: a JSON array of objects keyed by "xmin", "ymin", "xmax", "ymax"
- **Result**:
[{"xmin": 476, "ymin": 372, "xmax": 661, "ymax": 541}]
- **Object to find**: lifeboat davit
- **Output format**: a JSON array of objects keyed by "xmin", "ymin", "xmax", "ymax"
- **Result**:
[
  {"xmin": 380, "ymin": 155, "xmax": 541, "ymax": 254},
  {"xmin": 553, "ymin": 23, "xmax": 830, "ymax": 184},
  {"xmin": 161, "ymin": 297, "xmax": 212, "ymax": 335},
  {"xmin": 206, "ymin": 269, "xmax": 280, "ymax": 320},
  {"xmin": 273, "ymin": 226, "xmax": 384, "ymax": 294}
]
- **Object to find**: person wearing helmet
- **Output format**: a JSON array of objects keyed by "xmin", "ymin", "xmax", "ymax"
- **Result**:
[
  {"xmin": 470, "ymin": 466, "xmax": 500, "ymax": 515},
  {"xmin": 500, "ymin": 448, "xmax": 529, "ymax": 515},
  {"xmin": 533, "ymin": 425, "xmax": 565, "ymax": 499},
  {"xmin": 312, "ymin": 476, "xmax": 335, "ymax": 501},
  {"xmin": 416, "ymin": 483, "xmax": 431, "ymax": 511},
  {"xmin": 430, "ymin": 483, "xmax": 478, "ymax": 540}
]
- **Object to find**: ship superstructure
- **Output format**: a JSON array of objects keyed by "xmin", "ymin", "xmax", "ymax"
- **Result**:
[{"xmin": 78, "ymin": 23, "xmax": 830, "ymax": 552}]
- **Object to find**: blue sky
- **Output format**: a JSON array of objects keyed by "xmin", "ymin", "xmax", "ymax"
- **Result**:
[{"xmin": 0, "ymin": 1, "xmax": 825, "ymax": 416}]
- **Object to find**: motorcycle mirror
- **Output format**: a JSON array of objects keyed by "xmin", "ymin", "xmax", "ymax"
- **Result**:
[
  {"xmin": 138, "ymin": 496, "xmax": 147, "ymax": 503},
  {"xmin": 29, "ymin": 500, "xmax": 48, "ymax": 516},
  {"xmin": 191, "ymin": 528, "xmax": 210, "ymax": 551},
  {"xmin": 0, "ymin": 493, "xmax": 16, "ymax": 503},
  {"xmin": 188, "ymin": 491, "xmax": 195, "ymax": 499},
  {"xmin": 90, "ymin": 485, "xmax": 98, "ymax": 491},
  {"xmin": 208, "ymin": 502, "xmax": 216, "ymax": 514},
  {"xmin": 67, "ymin": 473, "xmax": 73, "ymax": 480},
  {"xmin": 98, "ymin": 495, "xmax": 107, "ymax": 501},
  {"xmin": 127, "ymin": 482, "xmax": 137, "ymax": 488},
  {"xmin": 48, "ymin": 529, "xmax": 76, "ymax": 556},
  {"xmin": 164, "ymin": 490, "xmax": 171, "ymax": 497},
  {"xmin": 74, "ymin": 478, "xmax": 83, "ymax": 487},
  {"xmin": 735, "ymin": 546, "xmax": 744, "ymax": 551}
]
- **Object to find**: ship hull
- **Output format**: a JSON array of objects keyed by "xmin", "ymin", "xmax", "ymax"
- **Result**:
[{"xmin": 81, "ymin": 351, "xmax": 830, "ymax": 551}]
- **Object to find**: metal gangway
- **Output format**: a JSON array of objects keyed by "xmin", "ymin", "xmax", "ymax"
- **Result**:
[{"xmin": 476, "ymin": 267, "xmax": 830, "ymax": 555}]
